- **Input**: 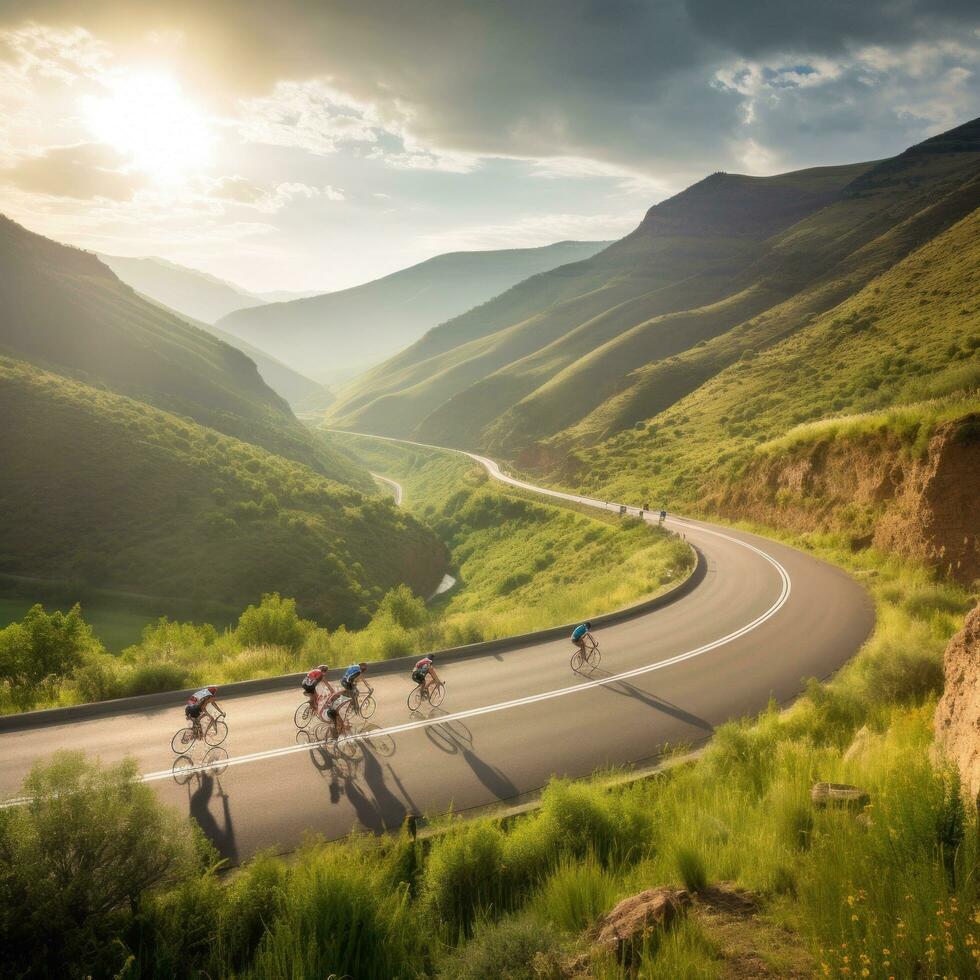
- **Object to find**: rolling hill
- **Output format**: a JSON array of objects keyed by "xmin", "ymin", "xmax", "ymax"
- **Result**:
[
  {"xmin": 98, "ymin": 254, "xmax": 265, "ymax": 324},
  {"xmin": 325, "ymin": 117, "xmax": 980, "ymax": 460},
  {"xmin": 0, "ymin": 216, "xmax": 362, "ymax": 487},
  {"xmin": 216, "ymin": 239, "xmax": 610, "ymax": 384},
  {"xmin": 0, "ymin": 356, "xmax": 444, "ymax": 625}
]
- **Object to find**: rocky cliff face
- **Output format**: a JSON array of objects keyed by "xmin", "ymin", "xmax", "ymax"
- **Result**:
[
  {"xmin": 934, "ymin": 603, "xmax": 980, "ymax": 803},
  {"xmin": 713, "ymin": 415, "xmax": 980, "ymax": 584}
]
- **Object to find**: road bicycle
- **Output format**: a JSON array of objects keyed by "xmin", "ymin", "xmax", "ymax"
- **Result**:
[
  {"xmin": 171, "ymin": 706, "xmax": 228, "ymax": 754},
  {"xmin": 171, "ymin": 745, "xmax": 229, "ymax": 784},
  {"xmin": 408, "ymin": 679, "xmax": 445, "ymax": 711},
  {"xmin": 570, "ymin": 634, "xmax": 601, "ymax": 673},
  {"xmin": 347, "ymin": 683, "xmax": 377, "ymax": 720}
]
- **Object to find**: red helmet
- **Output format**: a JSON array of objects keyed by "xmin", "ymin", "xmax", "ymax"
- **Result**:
[{"xmin": 207, "ymin": 686, "xmax": 217, "ymax": 695}]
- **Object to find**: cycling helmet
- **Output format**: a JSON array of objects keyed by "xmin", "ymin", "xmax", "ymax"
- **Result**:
[
  {"xmin": 585, "ymin": 622, "xmax": 592, "ymax": 631},
  {"xmin": 317, "ymin": 664, "xmax": 328, "ymax": 673},
  {"xmin": 359, "ymin": 662, "xmax": 368, "ymax": 671},
  {"xmin": 207, "ymin": 685, "xmax": 218, "ymax": 695}
]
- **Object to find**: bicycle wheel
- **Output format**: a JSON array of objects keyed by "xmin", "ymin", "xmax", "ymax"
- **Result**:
[
  {"xmin": 204, "ymin": 718, "xmax": 228, "ymax": 747},
  {"xmin": 570, "ymin": 650, "xmax": 585, "ymax": 672},
  {"xmin": 172, "ymin": 754, "xmax": 196, "ymax": 784},
  {"xmin": 336, "ymin": 732, "xmax": 359, "ymax": 760},
  {"xmin": 203, "ymin": 746, "xmax": 229, "ymax": 775},
  {"xmin": 294, "ymin": 701, "xmax": 314, "ymax": 729},
  {"xmin": 588, "ymin": 644, "xmax": 601, "ymax": 669},
  {"xmin": 171, "ymin": 727, "xmax": 196, "ymax": 754},
  {"xmin": 358, "ymin": 694, "xmax": 377, "ymax": 720},
  {"xmin": 428, "ymin": 683, "xmax": 445, "ymax": 707},
  {"xmin": 407, "ymin": 686, "xmax": 423, "ymax": 711}
]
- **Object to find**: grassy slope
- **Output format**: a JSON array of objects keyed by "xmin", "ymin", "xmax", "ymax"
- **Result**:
[
  {"xmin": 328, "ymin": 118, "xmax": 980, "ymax": 460},
  {"xmin": 0, "ymin": 215, "xmax": 364, "ymax": 488},
  {"xmin": 326, "ymin": 164, "xmax": 868, "ymax": 441},
  {"xmin": 324, "ymin": 432, "xmax": 694, "ymax": 643},
  {"xmin": 0, "ymin": 357, "xmax": 444, "ymax": 626},
  {"xmin": 217, "ymin": 240, "xmax": 610, "ymax": 382},
  {"xmin": 567, "ymin": 205, "xmax": 980, "ymax": 508}
]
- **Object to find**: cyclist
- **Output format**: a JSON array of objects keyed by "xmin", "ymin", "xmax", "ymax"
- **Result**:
[
  {"xmin": 301, "ymin": 665, "xmax": 334, "ymax": 711},
  {"xmin": 340, "ymin": 662, "xmax": 369, "ymax": 705},
  {"xmin": 185, "ymin": 685, "xmax": 221, "ymax": 737},
  {"xmin": 322, "ymin": 687, "xmax": 353, "ymax": 741},
  {"xmin": 411, "ymin": 655, "xmax": 442, "ymax": 698},
  {"xmin": 571, "ymin": 622, "xmax": 594, "ymax": 661}
]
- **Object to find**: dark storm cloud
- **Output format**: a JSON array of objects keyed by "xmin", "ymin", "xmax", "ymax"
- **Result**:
[{"xmin": 2, "ymin": 1, "xmax": 978, "ymax": 176}]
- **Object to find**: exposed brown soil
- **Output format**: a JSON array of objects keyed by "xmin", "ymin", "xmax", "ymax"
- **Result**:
[
  {"xmin": 934, "ymin": 602, "xmax": 980, "ymax": 804},
  {"xmin": 712, "ymin": 415, "xmax": 980, "ymax": 584}
]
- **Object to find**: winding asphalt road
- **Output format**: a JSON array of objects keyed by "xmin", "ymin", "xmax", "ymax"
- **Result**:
[{"xmin": 0, "ymin": 440, "xmax": 874, "ymax": 864}]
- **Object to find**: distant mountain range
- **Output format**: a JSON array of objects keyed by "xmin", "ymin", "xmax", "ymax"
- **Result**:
[
  {"xmin": 216, "ymin": 240, "xmax": 611, "ymax": 384},
  {"xmin": 98, "ymin": 254, "xmax": 267, "ymax": 324},
  {"xmin": 325, "ymin": 116, "xmax": 980, "ymax": 460}
]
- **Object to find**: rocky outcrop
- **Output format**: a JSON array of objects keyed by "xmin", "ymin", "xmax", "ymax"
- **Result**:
[
  {"xmin": 934, "ymin": 603, "xmax": 980, "ymax": 803},
  {"xmin": 714, "ymin": 415, "xmax": 980, "ymax": 583}
]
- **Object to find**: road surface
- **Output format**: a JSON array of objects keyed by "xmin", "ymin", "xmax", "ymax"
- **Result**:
[{"xmin": 0, "ymin": 440, "xmax": 874, "ymax": 864}]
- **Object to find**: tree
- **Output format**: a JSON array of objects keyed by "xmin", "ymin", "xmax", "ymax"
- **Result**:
[
  {"xmin": 0, "ymin": 753, "xmax": 199, "ymax": 977},
  {"xmin": 0, "ymin": 603, "xmax": 98, "ymax": 708},
  {"xmin": 235, "ymin": 593, "xmax": 311, "ymax": 652}
]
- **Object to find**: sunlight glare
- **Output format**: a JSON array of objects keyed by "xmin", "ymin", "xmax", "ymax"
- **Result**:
[{"xmin": 82, "ymin": 73, "xmax": 213, "ymax": 181}]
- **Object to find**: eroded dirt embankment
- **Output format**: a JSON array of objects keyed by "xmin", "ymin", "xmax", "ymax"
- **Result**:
[
  {"xmin": 711, "ymin": 415, "xmax": 980, "ymax": 584},
  {"xmin": 935, "ymin": 602, "xmax": 980, "ymax": 804}
]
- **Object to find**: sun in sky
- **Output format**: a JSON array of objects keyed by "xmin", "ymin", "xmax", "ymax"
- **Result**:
[{"xmin": 81, "ymin": 72, "xmax": 214, "ymax": 182}]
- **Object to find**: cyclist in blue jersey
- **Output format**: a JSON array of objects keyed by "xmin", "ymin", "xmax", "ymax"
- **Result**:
[
  {"xmin": 340, "ymin": 662, "xmax": 369, "ymax": 699},
  {"xmin": 571, "ymin": 622, "xmax": 593, "ymax": 660}
]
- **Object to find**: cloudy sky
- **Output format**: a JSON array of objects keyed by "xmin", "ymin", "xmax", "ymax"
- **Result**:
[{"xmin": 1, "ymin": 1, "xmax": 978, "ymax": 293}]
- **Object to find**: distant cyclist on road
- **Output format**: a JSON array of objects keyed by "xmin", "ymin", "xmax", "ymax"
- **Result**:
[
  {"xmin": 412, "ymin": 655, "xmax": 442, "ymax": 698},
  {"xmin": 185, "ymin": 685, "xmax": 221, "ymax": 737},
  {"xmin": 571, "ymin": 622, "xmax": 593, "ymax": 659},
  {"xmin": 659, "ymin": 508, "xmax": 667, "ymax": 525}
]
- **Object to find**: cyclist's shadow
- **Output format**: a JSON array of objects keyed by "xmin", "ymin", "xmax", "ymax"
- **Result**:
[
  {"xmin": 589, "ymin": 668, "xmax": 714, "ymax": 733},
  {"xmin": 187, "ymin": 772, "xmax": 239, "ymax": 864},
  {"xmin": 422, "ymin": 708, "xmax": 519, "ymax": 802}
]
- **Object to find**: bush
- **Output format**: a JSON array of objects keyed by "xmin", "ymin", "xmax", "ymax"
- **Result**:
[
  {"xmin": 421, "ymin": 821, "xmax": 506, "ymax": 939},
  {"xmin": 0, "ymin": 603, "xmax": 99, "ymax": 707},
  {"xmin": 533, "ymin": 856, "xmax": 617, "ymax": 932},
  {"xmin": 674, "ymin": 845, "xmax": 708, "ymax": 893},
  {"xmin": 0, "ymin": 753, "xmax": 199, "ymax": 978},
  {"xmin": 437, "ymin": 914, "xmax": 561, "ymax": 980},
  {"xmin": 235, "ymin": 593, "xmax": 311, "ymax": 652}
]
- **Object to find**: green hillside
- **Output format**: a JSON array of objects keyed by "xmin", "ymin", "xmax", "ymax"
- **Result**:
[
  {"xmin": 563, "ymin": 203, "xmax": 980, "ymax": 508},
  {"xmin": 217, "ymin": 240, "xmax": 610, "ymax": 384},
  {"xmin": 327, "ymin": 117, "xmax": 980, "ymax": 457},
  {"xmin": 0, "ymin": 216, "xmax": 364, "ymax": 487},
  {"xmin": 0, "ymin": 356, "xmax": 444, "ymax": 626}
]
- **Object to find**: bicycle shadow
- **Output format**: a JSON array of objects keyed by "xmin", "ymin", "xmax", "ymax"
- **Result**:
[
  {"xmin": 343, "ymin": 741, "xmax": 411, "ymax": 833},
  {"xmin": 590, "ymin": 668, "xmax": 714, "ymax": 733},
  {"xmin": 187, "ymin": 771, "xmax": 239, "ymax": 864},
  {"xmin": 421, "ymin": 707, "xmax": 474, "ymax": 755}
]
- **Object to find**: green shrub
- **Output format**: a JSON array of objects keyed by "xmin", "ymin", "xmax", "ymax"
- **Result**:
[
  {"xmin": 0, "ymin": 603, "xmax": 99, "ymax": 708},
  {"xmin": 421, "ymin": 820, "xmax": 507, "ymax": 939},
  {"xmin": 533, "ymin": 856, "xmax": 618, "ymax": 932},
  {"xmin": 0, "ymin": 753, "xmax": 199, "ymax": 978},
  {"xmin": 437, "ymin": 914, "xmax": 561, "ymax": 980},
  {"xmin": 235, "ymin": 593, "xmax": 311, "ymax": 652},
  {"xmin": 674, "ymin": 845, "xmax": 708, "ymax": 893},
  {"xmin": 246, "ymin": 850, "xmax": 418, "ymax": 980}
]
